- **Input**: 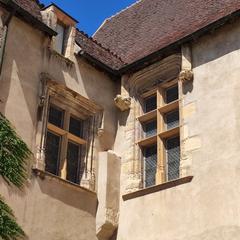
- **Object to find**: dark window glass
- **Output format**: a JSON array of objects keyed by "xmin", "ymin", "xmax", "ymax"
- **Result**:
[
  {"xmin": 143, "ymin": 120, "xmax": 157, "ymax": 137},
  {"xmin": 166, "ymin": 85, "xmax": 178, "ymax": 104},
  {"xmin": 166, "ymin": 136, "xmax": 180, "ymax": 181},
  {"xmin": 48, "ymin": 106, "xmax": 64, "ymax": 128},
  {"xmin": 69, "ymin": 116, "xmax": 83, "ymax": 138},
  {"xmin": 66, "ymin": 142, "xmax": 81, "ymax": 184},
  {"xmin": 165, "ymin": 110, "xmax": 179, "ymax": 130},
  {"xmin": 144, "ymin": 95, "xmax": 157, "ymax": 113},
  {"xmin": 144, "ymin": 144, "xmax": 157, "ymax": 187},
  {"xmin": 45, "ymin": 131, "xmax": 61, "ymax": 175}
]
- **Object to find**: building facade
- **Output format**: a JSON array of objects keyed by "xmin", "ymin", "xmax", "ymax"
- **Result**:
[{"xmin": 1, "ymin": 0, "xmax": 240, "ymax": 239}]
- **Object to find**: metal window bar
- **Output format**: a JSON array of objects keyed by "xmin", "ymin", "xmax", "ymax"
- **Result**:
[
  {"xmin": 165, "ymin": 110, "xmax": 179, "ymax": 130},
  {"xmin": 165, "ymin": 85, "xmax": 178, "ymax": 104},
  {"xmin": 144, "ymin": 145, "xmax": 157, "ymax": 187},
  {"xmin": 143, "ymin": 120, "xmax": 157, "ymax": 137},
  {"xmin": 166, "ymin": 136, "xmax": 180, "ymax": 181}
]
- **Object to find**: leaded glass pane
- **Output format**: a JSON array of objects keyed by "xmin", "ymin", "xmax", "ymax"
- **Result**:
[
  {"xmin": 166, "ymin": 85, "xmax": 178, "ymax": 104},
  {"xmin": 48, "ymin": 105, "xmax": 64, "ymax": 128},
  {"xmin": 143, "ymin": 120, "xmax": 157, "ymax": 137},
  {"xmin": 66, "ymin": 142, "xmax": 81, "ymax": 184},
  {"xmin": 144, "ymin": 145, "xmax": 157, "ymax": 187},
  {"xmin": 165, "ymin": 110, "xmax": 179, "ymax": 130},
  {"xmin": 166, "ymin": 136, "xmax": 180, "ymax": 181},
  {"xmin": 69, "ymin": 116, "xmax": 83, "ymax": 138},
  {"xmin": 144, "ymin": 95, "xmax": 157, "ymax": 113},
  {"xmin": 45, "ymin": 131, "xmax": 61, "ymax": 175}
]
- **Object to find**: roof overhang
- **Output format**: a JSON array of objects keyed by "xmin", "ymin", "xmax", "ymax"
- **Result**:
[
  {"xmin": 118, "ymin": 8, "xmax": 240, "ymax": 74},
  {"xmin": 0, "ymin": 0, "xmax": 57, "ymax": 36},
  {"xmin": 77, "ymin": 50, "xmax": 120, "ymax": 78},
  {"xmin": 42, "ymin": 3, "xmax": 79, "ymax": 25}
]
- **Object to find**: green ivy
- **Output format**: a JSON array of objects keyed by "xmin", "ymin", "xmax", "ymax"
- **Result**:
[
  {"xmin": 0, "ymin": 197, "xmax": 25, "ymax": 240},
  {"xmin": 0, "ymin": 113, "xmax": 31, "ymax": 239},
  {"xmin": 0, "ymin": 113, "xmax": 30, "ymax": 188}
]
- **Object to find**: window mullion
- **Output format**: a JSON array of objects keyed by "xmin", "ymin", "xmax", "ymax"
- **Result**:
[
  {"xmin": 59, "ymin": 109, "xmax": 70, "ymax": 180},
  {"xmin": 156, "ymin": 87, "xmax": 165, "ymax": 184}
]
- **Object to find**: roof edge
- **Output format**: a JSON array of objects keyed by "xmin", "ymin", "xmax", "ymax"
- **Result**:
[
  {"xmin": 0, "ymin": 0, "xmax": 57, "ymax": 36},
  {"xmin": 42, "ymin": 3, "xmax": 79, "ymax": 24},
  {"xmin": 118, "ymin": 8, "xmax": 240, "ymax": 74},
  {"xmin": 93, "ymin": 0, "xmax": 142, "ymax": 38},
  {"xmin": 77, "ymin": 49, "xmax": 120, "ymax": 77}
]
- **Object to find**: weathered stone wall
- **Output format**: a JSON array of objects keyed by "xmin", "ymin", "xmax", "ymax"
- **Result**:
[
  {"xmin": 116, "ymin": 19, "xmax": 240, "ymax": 240},
  {"xmin": 0, "ymin": 15, "xmax": 118, "ymax": 240}
]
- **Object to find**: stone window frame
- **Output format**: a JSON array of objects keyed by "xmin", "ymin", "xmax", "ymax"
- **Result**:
[
  {"xmin": 136, "ymin": 79, "xmax": 181, "ymax": 188},
  {"xmin": 35, "ymin": 73, "xmax": 103, "ymax": 190}
]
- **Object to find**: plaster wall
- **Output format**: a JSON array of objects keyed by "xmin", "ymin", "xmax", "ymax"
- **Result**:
[
  {"xmin": 0, "ymin": 16, "xmax": 118, "ymax": 240},
  {"xmin": 116, "ymin": 19, "xmax": 240, "ymax": 240}
]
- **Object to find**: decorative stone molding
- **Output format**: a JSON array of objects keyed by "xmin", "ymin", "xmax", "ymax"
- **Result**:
[
  {"xmin": 41, "ymin": 7, "xmax": 57, "ymax": 30},
  {"xmin": 179, "ymin": 69, "xmax": 194, "ymax": 83},
  {"xmin": 97, "ymin": 128, "xmax": 104, "ymax": 137},
  {"xmin": 114, "ymin": 94, "xmax": 131, "ymax": 111}
]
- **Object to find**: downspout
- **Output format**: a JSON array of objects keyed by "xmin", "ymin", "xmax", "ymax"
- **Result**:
[{"xmin": 0, "ymin": 5, "xmax": 16, "ymax": 75}]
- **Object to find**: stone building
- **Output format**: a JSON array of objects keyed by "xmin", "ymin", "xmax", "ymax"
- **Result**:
[{"xmin": 0, "ymin": 0, "xmax": 240, "ymax": 239}]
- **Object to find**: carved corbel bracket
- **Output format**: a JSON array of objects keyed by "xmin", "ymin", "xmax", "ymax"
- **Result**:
[
  {"xmin": 97, "ymin": 128, "xmax": 104, "ymax": 137},
  {"xmin": 114, "ymin": 95, "xmax": 131, "ymax": 111},
  {"xmin": 179, "ymin": 69, "xmax": 194, "ymax": 83}
]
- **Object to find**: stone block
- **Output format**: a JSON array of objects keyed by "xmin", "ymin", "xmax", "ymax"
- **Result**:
[{"xmin": 182, "ymin": 102, "xmax": 196, "ymax": 119}]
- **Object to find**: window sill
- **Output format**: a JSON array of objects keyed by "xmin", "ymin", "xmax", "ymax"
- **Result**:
[
  {"xmin": 122, "ymin": 176, "xmax": 193, "ymax": 201},
  {"xmin": 32, "ymin": 168, "xmax": 96, "ymax": 195},
  {"xmin": 48, "ymin": 47, "xmax": 74, "ymax": 67}
]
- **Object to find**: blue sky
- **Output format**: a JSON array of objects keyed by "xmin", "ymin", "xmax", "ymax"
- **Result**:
[{"xmin": 40, "ymin": 0, "xmax": 137, "ymax": 36}]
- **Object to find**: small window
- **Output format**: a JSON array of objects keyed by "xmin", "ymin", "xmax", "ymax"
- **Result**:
[
  {"xmin": 144, "ymin": 95, "xmax": 157, "ymax": 113},
  {"xmin": 45, "ymin": 131, "xmax": 61, "ymax": 175},
  {"xmin": 54, "ymin": 22, "xmax": 66, "ymax": 54},
  {"xmin": 166, "ymin": 136, "xmax": 180, "ymax": 181},
  {"xmin": 165, "ymin": 110, "xmax": 179, "ymax": 130},
  {"xmin": 66, "ymin": 142, "xmax": 81, "ymax": 184},
  {"xmin": 143, "ymin": 120, "xmax": 157, "ymax": 138},
  {"xmin": 144, "ymin": 144, "xmax": 157, "ymax": 188},
  {"xmin": 69, "ymin": 116, "xmax": 83, "ymax": 138},
  {"xmin": 48, "ymin": 105, "xmax": 64, "ymax": 128},
  {"xmin": 165, "ymin": 85, "xmax": 178, "ymax": 104}
]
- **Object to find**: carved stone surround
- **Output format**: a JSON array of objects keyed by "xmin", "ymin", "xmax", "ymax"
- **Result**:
[
  {"xmin": 35, "ymin": 72, "xmax": 103, "ymax": 191},
  {"xmin": 120, "ymin": 54, "xmax": 182, "ymax": 194}
]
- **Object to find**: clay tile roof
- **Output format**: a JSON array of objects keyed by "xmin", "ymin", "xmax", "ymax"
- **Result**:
[
  {"xmin": 75, "ymin": 29, "xmax": 126, "ymax": 70},
  {"xmin": 13, "ymin": 0, "xmax": 42, "ymax": 21},
  {"xmin": 93, "ymin": 0, "xmax": 240, "ymax": 64}
]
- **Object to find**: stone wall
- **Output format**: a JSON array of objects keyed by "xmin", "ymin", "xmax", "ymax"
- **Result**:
[
  {"xmin": 0, "ymin": 14, "xmax": 118, "ymax": 240},
  {"xmin": 116, "ymin": 18, "xmax": 240, "ymax": 240}
]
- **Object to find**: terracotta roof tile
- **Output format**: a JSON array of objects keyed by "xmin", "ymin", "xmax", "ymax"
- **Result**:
[
  {"xmin": 93, "ymin": 0, "xmax": 240, "ymax": 64},
  {"xmin": 13, "ymin": 0, "xmax": 42, "ymax": 21},
  {"xmin": 75, "ymin": 30, "xmax": 125, "ymax": 70}
]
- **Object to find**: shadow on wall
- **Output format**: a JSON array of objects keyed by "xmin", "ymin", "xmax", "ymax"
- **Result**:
[
  {"xmin": 33, "ymin": 176, "xmax": 97, "ymax": 216},
  {"xmin": 192, "ymin": 20, "xmax": 240, "ymax": 68},
  {"xmin": 75, "ymin": 57, "xmax": 119, "ymax": 151}
]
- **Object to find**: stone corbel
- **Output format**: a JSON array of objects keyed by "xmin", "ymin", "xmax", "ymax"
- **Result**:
[
  {"xmin": 39, "ymin": 74, "xmax": 49, "ymax": 108},
  {"xmin": 179, "ymin": 69, "xmax": 194, "ymax": 83},
  {"xmin": 97, "ymin": 128, "xmax": 104, "ymax": 137},
  {"xmin": 114, "ymin": 94, "xmax": 131, "ymax": 111},
  {"xmin": 180, "ymin": 44, "xmax": 193, "ymax": 83}
]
